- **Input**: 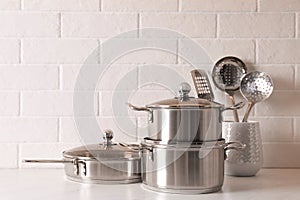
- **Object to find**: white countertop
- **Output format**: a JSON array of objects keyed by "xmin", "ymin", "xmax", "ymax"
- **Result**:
[{"xmin": 1, "ymin": 169, "xmax": 300, "ymax": 200}]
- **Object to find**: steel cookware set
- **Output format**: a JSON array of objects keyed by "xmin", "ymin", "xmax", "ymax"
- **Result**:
[
  {"xmin": 129, "ymin": 82, "xmax": 245, "ymax": 193},
  {"xmin": 23, "ymin": 55, "xmax": 274, "ymax": 194}
]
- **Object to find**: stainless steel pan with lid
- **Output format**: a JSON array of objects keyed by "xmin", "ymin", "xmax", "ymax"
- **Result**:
[
  {"xmin": 129, "ymin": 82, "xmax": 244, "ymax": 143},
  {"xmin": 23, "ymin": 130, "xmax": 141, "ymax": 184}
]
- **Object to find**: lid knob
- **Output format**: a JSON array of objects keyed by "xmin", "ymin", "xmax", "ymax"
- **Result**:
[
  {"xmin": 103, "ymin": 129, "xmax": 113, "ymax": 145},
  {"xmin": 178, "ymin": 82, "xmax": 191, "ymax": 100}
]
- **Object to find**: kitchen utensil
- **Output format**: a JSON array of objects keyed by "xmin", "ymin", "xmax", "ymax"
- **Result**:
[
  {"xmin": 128, "ymin": 82, "xmax": 244, "ymax": 143},
  {"xmin": 190, "ymin": 69, "xmax": 214, "ymax": 101},
  {"xmin": 141, "ymin": 138, "xmax": 245, "ymax": 194},
  {"xmin": 240, "ymin": 71, "xmax": 273, "ymax": 122},
  {"xmin": 212, "ymin": 56, "xmax": 247, "ymax": 122},
  {"xmin": 23, "ymin": 130, "xmax": 141, "ymax": 184},
  {"xmin": 223, "ymin": 121, "xmax": 263, "ymax": 176}
]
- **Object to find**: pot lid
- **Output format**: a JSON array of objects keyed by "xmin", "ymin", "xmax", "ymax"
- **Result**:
[
  {"xmin": 63, "ymin": 129, "xmax": 140, "ymax": 160},
  {"xmin": 146, "ymin": 82, "xmax": 223, "ymax": 109}
]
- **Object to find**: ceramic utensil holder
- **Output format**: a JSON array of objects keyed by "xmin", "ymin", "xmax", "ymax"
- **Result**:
[{"xmin": 222, "ymin": 121, "xmax": 263, "ymax": 176}]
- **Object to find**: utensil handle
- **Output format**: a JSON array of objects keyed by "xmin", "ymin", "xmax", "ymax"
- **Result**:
[
  {"xmin": 23, "ymin": 159, "xmax": 73, "ymax": 164},
  {"xmin": 222, "ymin": 101, "xmax": 245, "ymax": 112},
  {"xmin": 229, "ymin": 95, "xmax": 239, "ymax": 122},
  {"xmin": 242, "ymin": 102, "xmax": 254, "ymax": 122}
]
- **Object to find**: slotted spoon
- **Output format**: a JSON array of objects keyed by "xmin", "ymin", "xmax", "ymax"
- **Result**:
[
  {"xmin": 212, "ymin": 56, "xmax": 247, "ymax": 122},
  {"xmin": 240, "ymin": 71, "xmax": 274, "ymax": 122}
]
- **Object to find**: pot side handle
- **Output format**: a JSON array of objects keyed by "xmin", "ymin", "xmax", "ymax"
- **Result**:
[
  {"xmin": 224, "ymin": 141, "xmax": 246, "ymax": 152},
  {"xmin": 127, "ymin": 103, "xmax": 151, "ymax": 112},
  {"xmin": 127, "ymin": 103, "xmax": 153, "ymax": 122}
]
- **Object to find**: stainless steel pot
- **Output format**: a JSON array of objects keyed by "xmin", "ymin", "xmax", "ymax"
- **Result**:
[
  {"xmin": 129, "ymin": 83, "xmax": 244, "ymax": 143},
  {"xmin": 141, "ymin": 138, "xmax": 244, "ymax": 194},
  {"xmin": 23, "ymin": 130, "xmax": 141, "ymax": 184}
]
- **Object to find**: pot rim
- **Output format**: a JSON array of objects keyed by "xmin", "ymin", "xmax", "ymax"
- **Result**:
[{"xmin": 142, "ymin": 138, "xmax": 226, "ymax": 149}]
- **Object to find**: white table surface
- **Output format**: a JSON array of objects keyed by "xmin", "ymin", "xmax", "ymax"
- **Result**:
[{"xmin": 1, "ymin": 168, "xmax": 300, "ymax": 200}]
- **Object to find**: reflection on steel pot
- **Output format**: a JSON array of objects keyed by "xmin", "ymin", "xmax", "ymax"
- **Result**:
[
  {"xmin": 141, "ymin": 138, "xmax": 245, "ymax": 194},
  {"xmin": 129, "ymin": 82, "xmax": 244, "ymax": 143},
  {"xmin": 23, "ymin": 129, "xmax": 141, "ymax": 184}
]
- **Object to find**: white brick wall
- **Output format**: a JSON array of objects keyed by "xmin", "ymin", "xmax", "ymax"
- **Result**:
[
  {"xmin": 0, "ymin": 0, "xmax": 298, "ymax": 168},
  {"xmin": 62, "ymin": 13, "xmax": 138, "ymax": 38},
  {"xmin": 0, "ymin": 0, "xmax": 20, "ymax": 10},
  {"xmin": 0, "ymin": 12, "xmax": 59, "ymax": 37},
  {"xmin": 23, "ymin": 0, "xmax": 99, "ymax": 11},
  {"xmin": 181, "ymin": 0, "xmax": 257, "ymax": 12},
  {"xmin": 0, "ymin": 39, "xmax": 20, "ymax": 64},
  {"xmin": 102, "ymin": 0, "xmax": 178, "ymax": 12},
  {"xmin": 219, "ymin": 13, "xmax": 295, "ymax": 38}
]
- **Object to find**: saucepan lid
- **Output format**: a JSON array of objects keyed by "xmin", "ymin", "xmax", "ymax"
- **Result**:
[
  {"xmin": 146, "ymin": 82, "xmax": 223, "ymax": 109},
  {"xmin": 63, "ymin": 129, "xmax": 140, "ymax": 160}
]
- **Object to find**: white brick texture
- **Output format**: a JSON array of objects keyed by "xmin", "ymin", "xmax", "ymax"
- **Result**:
[
  {"xmin": 22, "ymin": 92, "xmax": 98, "ymax": 116},
  {"xmin": 22, "ymin": 39, "xmax": 99, "ymax": 64},
  {"xmin": 103, "ymin": 0, "xmax": 178, "ymax": 11},
  {"xmin": 0, "ymin": 66, "xmax": 58, "ymax": 90},
  {"xmin": 0, "ymin": 144, "xmax": 18, "ymax": 168},
  {"xmin": 0, "ymin": 118, "xmax": 58, "ymax": 143},
  {"xmin": 100, "ymin": 39, "xmax": 177, "ymax": 64},
  {"xmin": 0, "ymin": 12, "xmax": 59, "ymax": 37},
  {"xmin": 181, "ymin": 0, "xmax": 256, "ymax": 12},
  {"xmin": 255, "ymin": 91, "xmax": 300, "ymax": 116},
  {"xmin": 0, "ymin": 92, "xmax": 19, "ymax": 116},
  {"xmin": 61, "ymin": 64, "xmax": 138, "ymax": 91},
  {"xmin": 0, "ymin": 0, "xmax": 20, "ymax": 10},
  {"xmin": 219, "ymin": 14, "xmax": 295, "ymax": 38},
  {"xmin": 260, "ymin": 0, "xmax": 300, "ymax": 12},
  {"xmin": 62, "ymin": 13, "xmax": 138, "ymax": 38},
  {"xmin": 252, "ymin": 117, "xmax": 293, "ymax": 142},
  {"xmin": 0, "ymin": 39, "xmax": 19, "ymax": 64},
  {"xmin": 0, "ymin": 0, "xmax": 298, "ymax": 168},
  {"xmin": 258, "ymin": 40, "xmax": 300, "ymax": 64},
  {"xmin": 141, "ymin": 13, "xmax": 216, "ymax": 38},
  {"xmin": 178, "ymin": 39, "xmax": 255, "ymax": 64},
  {"xmin": 23, "ymin": 0, "xmax": 99, "ymax": 11}
]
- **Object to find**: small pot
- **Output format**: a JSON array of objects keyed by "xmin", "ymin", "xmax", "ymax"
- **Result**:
[
  {"xmin": 129, "ymin": 82, "xmax": 244, "ymax": 143},
  {"xmin": 141, "ymin": 138, "xmax": 244, "ymax": 194},
  {"xmin": 23, "ymin": 130, "xmax": 141, "ymax": 184}
]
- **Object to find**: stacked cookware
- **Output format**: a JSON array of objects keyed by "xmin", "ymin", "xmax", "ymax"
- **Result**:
[{"xmin": 129, "ymin": 82, "xmax": 244, "ymax": 194}]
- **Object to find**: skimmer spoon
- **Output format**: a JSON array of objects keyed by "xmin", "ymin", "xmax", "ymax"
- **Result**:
[
  {"xmin": 212, "ymin": 56, "xmax": 247, "ymax": 122},
  {"xmin": 240, "ymin": 71, "xmax": 274, "ymax": 122}
]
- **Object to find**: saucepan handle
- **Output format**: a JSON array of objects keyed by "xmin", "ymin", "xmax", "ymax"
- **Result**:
[
  {"xmin": 22, "ymin": 159, "xmax": 73, "ymax": 164},
  {"xmin": 127, "ymin": 103, "xmax": 153, "ymax": 122},
  {"xmin": 224, "ymin": 141, "xmax": 246, "ymax": 152}
]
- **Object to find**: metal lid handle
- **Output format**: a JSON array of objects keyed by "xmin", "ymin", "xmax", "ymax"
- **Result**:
[
  {"xmin": 178, "ymin": 82, "xmax": 191, "ymax": 101},
  {"xmin": 103, "ymin": 129, "xmax": 113, "ymax": 145}
]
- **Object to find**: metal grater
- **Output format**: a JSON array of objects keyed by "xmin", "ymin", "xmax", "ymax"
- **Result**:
[{"xmin": 190, "ymin": 69, "xmax": 214, "ymax": 101}]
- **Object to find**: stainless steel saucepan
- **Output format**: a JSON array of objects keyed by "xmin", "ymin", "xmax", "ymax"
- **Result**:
[
  {"xmin": 23, "ymin": 130, "xmax": 141, "ymax": 184},
  {"xmin": 141, "ymin": 138, "xmax": 245, "ymax": 194},
  {"xmin": 129, "ymin": 82, "xmax": 244, "ymax": 143}
]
